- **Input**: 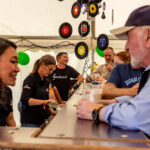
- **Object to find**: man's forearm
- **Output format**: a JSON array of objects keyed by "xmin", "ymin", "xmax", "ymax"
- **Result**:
[
  {"xmin": 77, "ymin": 75, "xmax": 84, "ymax": 84},
  {"xmin": 102, "ymin": 86, "xmax": 130, "ymax": 99}
]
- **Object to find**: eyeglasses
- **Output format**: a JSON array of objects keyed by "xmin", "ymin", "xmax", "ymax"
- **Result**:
[{"xmin": 46, "ymin": 65, "xmax": 55, "ymax": 72}]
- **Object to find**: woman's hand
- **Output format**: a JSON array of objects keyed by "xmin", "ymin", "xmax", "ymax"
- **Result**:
[{"xmin": 46, "ymin": 99, "xmax": 58, "ymax": 105}]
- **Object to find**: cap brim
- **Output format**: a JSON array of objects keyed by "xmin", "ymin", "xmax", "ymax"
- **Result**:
[{"xmin": 110, "ymin": 26, "xmax": 135, "ymax": 40}]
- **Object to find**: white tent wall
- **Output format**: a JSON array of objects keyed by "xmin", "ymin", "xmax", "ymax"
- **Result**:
[{"xmin": 0, "ymin": 0, "xmax": 149, "ymax": 125}]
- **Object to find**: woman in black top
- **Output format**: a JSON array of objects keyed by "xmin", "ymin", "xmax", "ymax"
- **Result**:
[
  {"xmin": 0, "ymin": 86, "xmax": 15, "ymax": 126},
  {"xmin": 20, "ymin": 54, "xmax": 57, "ymax": 127},
  {"xmin": 0, "ymin": 38, "xmax": 20, "ymax": 126}
]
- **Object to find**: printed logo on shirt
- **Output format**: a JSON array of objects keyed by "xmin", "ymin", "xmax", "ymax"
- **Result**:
[
  {"xmin": 125, "ymin": 77, "xmax": 141, "ymax": 86},
  {"xmin": 23, "ymin": 84, "xmax": 31, "ymax": 90},
  {"xmin": 53, "ymin": 74, "xmax": 68, "ymax": 80},
  {"xmin": 45, "ymin": 88, "xmax": 49, "ymax": 93}
]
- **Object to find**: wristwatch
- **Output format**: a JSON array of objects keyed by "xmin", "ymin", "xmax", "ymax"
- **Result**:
[{"xmin": 92, "ymin": 106, "xmax": 104, "ymax": 122}]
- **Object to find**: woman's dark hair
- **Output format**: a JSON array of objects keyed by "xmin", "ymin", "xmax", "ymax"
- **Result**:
[
  {"xmin": 0, "ymin": 38, "xmax": 17, "ymax": 104},
  {"xmin": 30, "ymin": 54, "xmax": 56, "ymax": 74},
  {"xmin": 0, "ymin": 38, "xmax": 17, "ymax": 56},
  {"xmin": 116, "ymin": 51, "xmax": 130, "ymax": 63},
  {"xmin": 56, "ymin": 52, "xmax": 68, "ymax": 61}
]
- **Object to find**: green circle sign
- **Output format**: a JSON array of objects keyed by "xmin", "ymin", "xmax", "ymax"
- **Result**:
[
  {"xmin": 96, "ymin": 46, "xmax": 104, "ymax": 57},
  {"xmin": 18, "ymin": 52, "xmax": 30, "ymax": 65}
]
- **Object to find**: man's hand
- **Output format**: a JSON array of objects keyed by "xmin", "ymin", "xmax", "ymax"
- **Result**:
[
  {"xmin": 129, "ymin": 83, "xmax": 140, "ymax": 97},
  {"xmin": 76, "ymin": 99, "xmax": 103, "ymax": 120},
  {"xmin": 70, "ymin": 88, "xmax": 75, "ymax": 95},
  {"xmin": 99, "ymin": 76, "xmax": 106, "ymax": 84},
  {"xmin": 106, "ymin": 64, "xmax": 113, "ymax": 72}
]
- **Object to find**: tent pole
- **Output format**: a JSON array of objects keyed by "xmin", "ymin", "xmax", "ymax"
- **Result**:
[{"xmin": 90, "ymin": 17, "xmax": 96, "ymax": 72}]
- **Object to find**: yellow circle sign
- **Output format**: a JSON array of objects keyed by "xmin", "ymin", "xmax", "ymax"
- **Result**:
[
  {"xmin": 89, "ymin": 4, "xmax": 96, "ymax": 13},
  {"xmin": 75, "ymin": 42, "xmax": 88, "ymax": 59},
  {"xmin": 78, "ymin": 45, "xmax": 85, "ymax": 55}
]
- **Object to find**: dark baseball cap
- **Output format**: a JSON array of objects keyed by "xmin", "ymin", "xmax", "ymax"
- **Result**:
[{"xmin": 110, "ymin": 5, "xmax": 150, "ymax": 39}]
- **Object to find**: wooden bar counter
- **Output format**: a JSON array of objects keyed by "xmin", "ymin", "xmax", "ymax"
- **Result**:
[{"xmin": 0, "ymin": 83, "xmax": 150, "ymax": 150}]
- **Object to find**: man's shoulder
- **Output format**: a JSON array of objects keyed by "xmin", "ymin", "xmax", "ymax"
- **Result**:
[
  {"xmin": 115, "ymin": 63, "xmax": 129, "ymax": 69},
  {"xmin": 66, "ymin": 65, "xmax": 77, "ymax": 71},
  {"xmin": 97, "ymin": 64, "xmax": 106, "ymax": 68},
  {"xmin": 100, "ymin": 63, "xmax": 106, "ymax": 66},
  {"xmin": 66, "ymin": 65, "xmax": 73, "ymax": 69}
]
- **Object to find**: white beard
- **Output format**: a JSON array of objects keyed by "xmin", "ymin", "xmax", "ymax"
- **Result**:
[
  {"xmin": 130, "ymin": 55, "xmax": 141, "ymax": 67},
  {"xmin": 130, "ymin": 28, "xmax": 148, "ymax": 67},
  {"xmin": 130, "ymin": 49, "xmax": 147, "ymax": 67}
]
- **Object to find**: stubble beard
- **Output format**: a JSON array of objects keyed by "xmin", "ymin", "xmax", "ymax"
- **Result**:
[{"xmin": 130, "ymin": 30, "xmax": 147, "ymax": 68}]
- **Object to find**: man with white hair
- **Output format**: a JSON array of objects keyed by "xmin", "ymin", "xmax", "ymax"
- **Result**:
[{"xmin": 76, "ymin": 5, "xmax": 150, "ymax": 137}]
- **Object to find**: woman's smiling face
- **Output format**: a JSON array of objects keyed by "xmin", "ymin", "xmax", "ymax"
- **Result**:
[{"xmin": 0, "ymin": 46, "xmax": 20, "ymax": 86}]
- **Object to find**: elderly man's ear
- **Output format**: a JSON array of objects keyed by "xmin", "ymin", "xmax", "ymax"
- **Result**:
[{"xmin": 146, "ymin": 27, "xmax": 150, "ymax": 48}]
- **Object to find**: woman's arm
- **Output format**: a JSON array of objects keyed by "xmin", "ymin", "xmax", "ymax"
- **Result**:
[
  {"xmin": 49, "ymin": 85, "xmax": 57, "ymax": 100},
  {"xmin": 28, "ymin": 98, "xmax": 57, "ymax": 106},
  {"xmin": 6, "ymin": 112, "xmax": 16, "ymax": 127},
  {"xmin": 53, "ymin": 86, "xmax": 65, "ymax": 104}
]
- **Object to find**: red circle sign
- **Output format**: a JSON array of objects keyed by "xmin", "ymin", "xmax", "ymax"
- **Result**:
[{"xmin": 62, "ymin": 26, "xmax": 69, "ymax": 35}]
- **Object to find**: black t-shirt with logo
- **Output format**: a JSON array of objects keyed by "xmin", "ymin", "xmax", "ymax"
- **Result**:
[
  {"xmin": 0, "ymin": 87, "xmax": 13, "ymax": 126},
  {"xmin": 51, "ymin": 65, "xmax": 79, "ymax": 101},
  {"xmin": 20, "ymin": 72, "xmax": 51, "ymax": 126}
]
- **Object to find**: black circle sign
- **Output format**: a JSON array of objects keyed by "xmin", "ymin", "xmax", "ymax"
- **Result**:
[
  {"xmin": 88, "ymin": 1, "xmax": 98, "ymax": 17},
  {"xmin": 97, "ymin": 34, "xmax": 109, "ymax": 50},
  {"xmin": 95, "ymin": 0, "xmax": 102, "ymax": 3},
  {"xmin": 78, "ymin": 21, "xmax": 90, "ymax": 37},
  {"xmin": 77, "ymin": 0, "xmax": 88, "ymax": 4},
  {"xmin": 71, "ymin": 2, "xmax": 81, "ymax": 18},
  {"xmin": 59, "ymin": 22, "xmax": 72, "ymax": 39},
  {"xmin": 75, "ymin": 42, "xmax": 88, "ymax": 59}
]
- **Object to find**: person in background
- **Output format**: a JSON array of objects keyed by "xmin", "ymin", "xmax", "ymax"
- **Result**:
[
  {"xmin": 102, "ymin": 51, "xmax": 142, "ymax": 99},
  {"xmin": 77, "ymin": 5, "xmax": 150, "ymax": 137},
  {"xmin": 114, "ymin": 51, "xmax": 130, "ymax": 65},
  {"xmin": 0, "ymin": 38, "xmax": 20, "ymax": 126},
  {"xmin": 51, "ymin": 52, "xmax": 84, "ymax": 101},
  {"xmin": 20, "ymin": 54, "xmax": 57, "ymax": 127},
  {"xmin": 86, "ymin": 47, "xmax": 115, "ymax": 83}
]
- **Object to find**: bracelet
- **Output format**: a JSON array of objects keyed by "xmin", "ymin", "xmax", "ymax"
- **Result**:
[
  {"xmin": 73, "ymin": 83, "xmax": 80, "ymax": 90},
  {"xmin": 43, "ymin": 101, "xmax": 46, "ymax": 109}
]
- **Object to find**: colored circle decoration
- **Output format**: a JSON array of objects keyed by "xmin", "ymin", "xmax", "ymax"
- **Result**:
[
  {"xmin": 97, "ymin": 34, "xmax": 109, "ymax": 50},
  {"xmin": 88, "ymin": 1, "xmax": 98, "ymax": 17},
  {"xmin": 75, "ymin": 42, "xmax": 88, "ymax": 59},
  {"xmin": 71, "ymin": 2, "xmax": 81, "ymax": 18},
  {"xmin": 78, "ymin": 21, "xmax": 90, "ymax": 37},
  {"xmin": 62, "ymin": 26, "xmax": 69, "ymax": 35},
  {"xmin": 96, "ymin": 46, "xmax": 104, "ymax": 57},
  {"xmin": 59, "ymin": 22, "xmax": 72, "ymax": 39},
  {"xmin": 18, "ymin": 52, "xmax": 30, "ymax": 65}
]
